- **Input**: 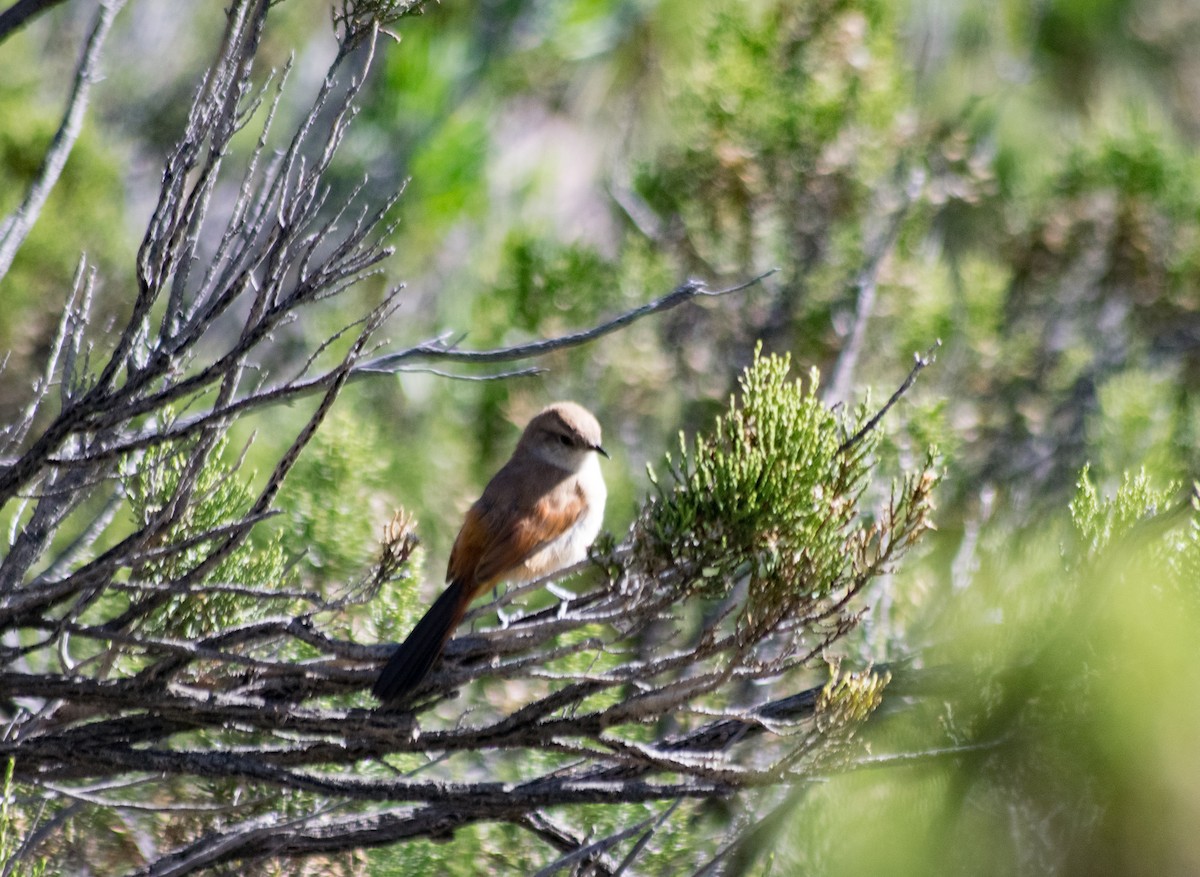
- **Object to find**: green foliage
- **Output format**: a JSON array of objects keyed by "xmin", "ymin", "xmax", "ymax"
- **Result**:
[
  {"xmin": 369, "ymin": 820, "xmax": 550, "ymax": 876},
  {"xmin": 639, "ymin": 0, "xmax": 908, "ymax": 273},
  {"xmin": 1031, "ymin": 0, "xmax": 1141, "ymax": 103},
  {"xmin": 123, "ymin": 433, "xmax": 290, "ymax": 639},
  {"xmin": 767, "ymin": 471, "xmax": 1200, "ymax": 875},
  {"xmin": 1070, "ymin": 465, "xmax": 1172, "ymax": 553},
  {"xmin": 482, "ymin": 231, "xmax": 620, "ymax": 334},
  {"xmin": 817, "ymin": 662, "xmax": 890, "ymax": 729},
  {"xmin": 1070, "ymin": 465, "xmax": 1200, "ymax": 591},
  {"xmin": 637, "ymin": 347, "xmax": 932, "ymax": 642},
  {"xmin": 0, "ymin": 760, "xmax": 45, "ymax": 877},
  {"xmin": 1056, "ymin": 124, "xmax": 1200, "ymax": 313},
  {"xmin": 270, "ymin": 404, "xmax": 397, "ymax": 587},
  {"xmin": 1091, "ymin": 367, "xmax": 1187, "ymax": 480},
  {"xmin": 641, "ymin": 349, "xmax": 856, "ymax": 603},
  {"xmin": 361, "ymin": 17, "xmax": 490, "ymax": 253},
  {"xmin": 1058, "ymin": 125, "xmax": 1199, "ymax": 208},
  {"xmin": 406, "ymin": 110, "xmax": 490, "ymax": 231}
]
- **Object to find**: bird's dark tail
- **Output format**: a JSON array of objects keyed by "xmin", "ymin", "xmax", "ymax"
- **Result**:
[{"xmin": 373, "ymin": 579, "xmax": 470, "ymax": 703}]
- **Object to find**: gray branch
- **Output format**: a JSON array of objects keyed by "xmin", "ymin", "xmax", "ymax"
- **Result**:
[{"xmin": 0, "ymin": 0, "xmax": 123, "ymax": 281}]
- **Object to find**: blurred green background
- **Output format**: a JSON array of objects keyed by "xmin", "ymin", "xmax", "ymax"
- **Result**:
[{"xmin": 2, "ymin": 0, "xmax": 1199, "ymax": 872}]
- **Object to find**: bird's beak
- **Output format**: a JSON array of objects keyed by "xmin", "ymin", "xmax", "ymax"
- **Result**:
[{"xmin": 595, "ymin": 444, "xmax": 610, "ymax": 459}]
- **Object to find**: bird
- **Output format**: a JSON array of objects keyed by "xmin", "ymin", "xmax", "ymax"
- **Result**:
[{"xmin": 373, "ymin": 402, "xmax": 608, "ymax": 703}]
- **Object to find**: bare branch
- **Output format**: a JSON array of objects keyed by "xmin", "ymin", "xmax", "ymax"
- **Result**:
[
  {"xmin": 357, "ymin": 270, "xmax": 779, "ymax": 370},
  {"xmin": 0, "ymin": 0, "xmax": 123, "ymax": 281},
  {"xmin": 838, "ymin": 341, "xmax": 941, "ymax": 454}
]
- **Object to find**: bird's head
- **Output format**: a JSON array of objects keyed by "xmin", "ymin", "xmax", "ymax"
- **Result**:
[{"xmin": 520, "ymin": 402, "xmax": 608, "ymax": 470}]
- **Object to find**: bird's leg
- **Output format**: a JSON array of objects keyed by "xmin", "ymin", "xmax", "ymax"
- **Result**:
[
  {"xmin": 546, "ymin": 582, "xmax": 575, "ymax": 617},
  {"xmin": 494, "ymin": 582, "xmax": 510, "ymax": 628}
]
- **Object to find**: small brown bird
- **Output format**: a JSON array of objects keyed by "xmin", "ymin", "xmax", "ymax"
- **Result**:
[{"xmin": 373, "ymin": 402, "xmax": 608, "ymax": 702}]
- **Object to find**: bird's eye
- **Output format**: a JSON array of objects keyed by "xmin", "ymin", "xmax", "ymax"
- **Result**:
[{"xmin": 558, "ymin": 434, "xmax": 572, "ymax": 446}]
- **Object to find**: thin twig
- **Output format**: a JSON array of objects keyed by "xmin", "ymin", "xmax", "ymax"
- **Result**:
[{"xmin": 838, "ymin": 341, "xmax": 941, "ymax": 454}]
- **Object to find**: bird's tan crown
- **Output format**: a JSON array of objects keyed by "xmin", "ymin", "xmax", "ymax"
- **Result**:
[{"xmin": 522, "ymin": 402, "xmax": 603, "ymax": 452}]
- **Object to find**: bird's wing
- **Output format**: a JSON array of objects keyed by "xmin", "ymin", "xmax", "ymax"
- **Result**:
[{"xmin": 447, "ymin": 471, "xmax": 585, "ymax": 594}]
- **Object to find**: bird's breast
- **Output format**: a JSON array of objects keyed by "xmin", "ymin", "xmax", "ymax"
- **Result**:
[{"xmin": 517, "ymin": 456, "xmax": 606, "ymax": 582}]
